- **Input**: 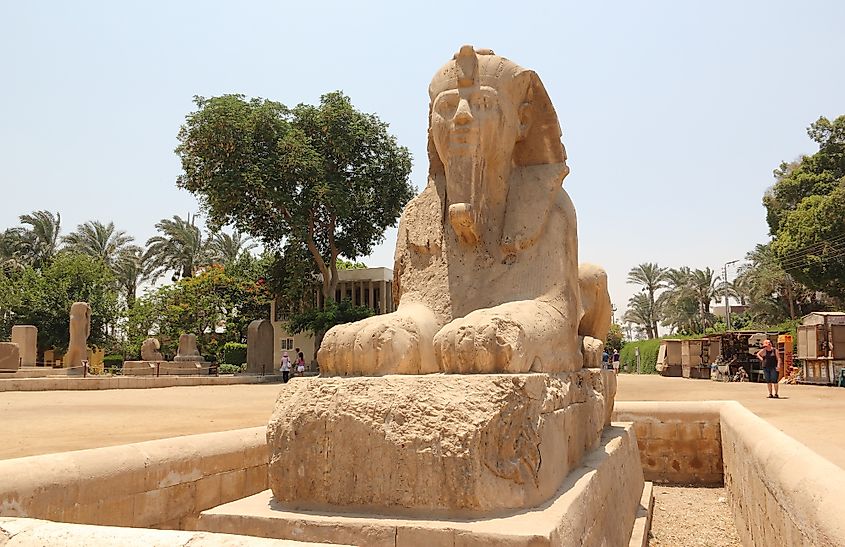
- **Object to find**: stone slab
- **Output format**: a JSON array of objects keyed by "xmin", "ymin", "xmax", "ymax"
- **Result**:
[
  {"xmin": 199, "ymin": 423, "xmax": 644, "ymax": 546},
  {"xmin": 628, "ymin": 481, "xmax": 654, "ymax": 547},
  {"xmin": 0, "ymin": 342, "xmax": 21, "ymax": 371},
  {"xmin": 10, "ymin": 326, "xmax": 37, "ymax": 368},
  {"xmin": 267, "ymin": 371, "xmax": 616, "ymax": 516}
]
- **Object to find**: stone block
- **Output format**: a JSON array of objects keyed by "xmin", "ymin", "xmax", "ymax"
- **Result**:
[
  {"xmin": 10, "ymin": 326, "xmax": 37, "ymax": 367},
  {"xmin": 220, "ymin": 469, "xmax": 246, "ymax": 504},
  {"xmin": 267, "ymin": 371, "xmax": 612, "ymax": 516},
  {"xmin": 195, "ymin": 474, "xmax": 222, "ymax": 512},
  {"xmin": 0, "ymin": 342, "xmax": 20, "ymax": 371}
]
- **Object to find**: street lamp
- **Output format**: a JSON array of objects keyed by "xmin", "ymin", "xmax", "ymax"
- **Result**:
[{"xmin": 723, "ymin": 260, "xmax": 739, "ymax": 331}]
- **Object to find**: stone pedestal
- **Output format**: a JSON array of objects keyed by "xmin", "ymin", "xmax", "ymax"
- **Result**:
[
  {"xmin": 267, "ymin": 370, "xmax": 616, "ymax": 516},
  {"xmin": 10, "ymin": 326, "xmax": 37, "ymax": 367},
  {"xmin": 0, "ymin": 343, "xmax": 20, "ymax": 371}
]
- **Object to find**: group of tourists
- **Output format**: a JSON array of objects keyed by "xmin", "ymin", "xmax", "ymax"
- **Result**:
[
  {"xmin": 602, "ymin": 348, "xmax": 620, "ymax": 373},
  {"xmin": 280, "ymin": 347, "xmax": 306, "ymax": 383}
]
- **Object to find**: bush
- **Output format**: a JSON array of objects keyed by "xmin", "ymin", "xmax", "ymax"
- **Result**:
[
  {"xmin": 619, "ymin": 339, "xmax": 661, "ymax": 374},
  {"xmin": 103, "ymin": 354, "xmax": 124, "ymax": 368},
  {"xmin": 218, "ymin": 363, "xmax": 244, "ymax": 375},
  {"xmin": 221, "ymin": 342, "xmax": 247, "ymax": 365}
]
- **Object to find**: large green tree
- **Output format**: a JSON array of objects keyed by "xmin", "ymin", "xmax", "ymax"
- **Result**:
[
  {"xmin": 764, "ymin": 115, "xmax": 845, "ymax": 300},
  {"xmin": 175, "ymin": 92, "xmax": 414, "ymax": 304}
]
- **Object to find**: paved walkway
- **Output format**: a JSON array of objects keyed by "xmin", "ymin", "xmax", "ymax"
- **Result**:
[{"xmin": 1, "ymin": 375, "xmax": 843, "ymax": 468}]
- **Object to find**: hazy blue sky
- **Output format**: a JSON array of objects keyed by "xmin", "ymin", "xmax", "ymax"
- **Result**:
[{"xmin": 2, "ymin": 1, "xmax": 843, "ymax": 324}]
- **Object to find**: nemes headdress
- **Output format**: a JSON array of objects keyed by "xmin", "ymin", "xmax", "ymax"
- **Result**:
[{"xmin": 428, "ymin": 45, "xmax": 566, "ymax": 167}]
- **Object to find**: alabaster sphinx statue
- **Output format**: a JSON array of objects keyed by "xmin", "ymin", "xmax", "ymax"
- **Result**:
[
  {"xmin": 318, "ymin": 45, "xmax": 611, "ymax": 375},
  {"xmin": 261, "ymin": 51, "xmax": 647, "ymax": 546}
]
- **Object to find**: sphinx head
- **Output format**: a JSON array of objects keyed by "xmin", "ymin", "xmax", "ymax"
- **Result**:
[{"xmin": 428, "ymin": 46, "xmax": 567, "ymax": 245}]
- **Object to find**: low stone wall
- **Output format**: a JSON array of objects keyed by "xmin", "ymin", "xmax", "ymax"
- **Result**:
[
  {"xmin": 0, "ymin": 517, "xmax": 338, "ymax": 546},
  {"xmin": 614, "ymin": 400, "xmax": 845, "ymax": 546},
  {"xmin": 0, "ymin": 427, "xmax": 268, "ymax": 530},
  {"xmin": 720, "ymin": 401, "xmax": 845, "ymax": 546},
  {"xmin": 613, "ymin": 401, "xmax": 723, "ymax": 485},
  {"xmin": 0, "ymin": 374, "xmax": 283, "ymax": 392}
]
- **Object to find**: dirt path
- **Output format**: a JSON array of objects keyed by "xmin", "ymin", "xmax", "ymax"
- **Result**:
[
  {"xmin": 2, "ymin": 375, "xmax": 844, "ymax": 466},
  {"xmin": 616, "ymin": 374, "xmax": 845, "ymax": 469},
  {"xmin": 648, "ymin": 486, "xmax": 741, "ymax": 547}
]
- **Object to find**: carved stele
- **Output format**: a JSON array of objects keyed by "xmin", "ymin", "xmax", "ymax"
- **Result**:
[
  {"xmin": 267, "ymin": 46, "xmax": 615, "ymax": 516},
  {"xmin": 246, "ymin": 319, "xmax": 274, "ymax": 374},
  {"xmin": 64, "ymin": 302, "xmax": 91, "ymax": 368},
  {"xmin": 174, "ymin": 334, "xmax": 202, "ymax": 362}
]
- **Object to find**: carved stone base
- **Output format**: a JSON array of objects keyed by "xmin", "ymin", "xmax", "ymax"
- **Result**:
[{"xmin": 266, "ymin": 370, "xmax": 616, "ymax": 516}]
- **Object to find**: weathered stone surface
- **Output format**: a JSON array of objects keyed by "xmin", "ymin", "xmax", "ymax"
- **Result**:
[
  {"xmin": 174, "ymin": 334, "xmax": 202, "ymax": 362},
  {"xmin": 64, "ymin": 302, "xmax": 91, "ymax": 368},
  {"xmin": 10, "ymin": 326, "xmax": 37, "ymax": 368},
  {"xmin": 317, "ymin": 46, "xmax": 611, "ymax": 376},
  {"xmin": 246, "ymin": 319, "xmax": 274, "ymax": 374},
  {"xmin": 0, "ymin": 342, "xmax": 21, "ymax": 371},
  {"xmin": 140, "ymin": 338, "xmax": 164, "ymax": 361},
  {"xmin": 267, "ymin": 371, "xmax": 614, "ymax": 515}
]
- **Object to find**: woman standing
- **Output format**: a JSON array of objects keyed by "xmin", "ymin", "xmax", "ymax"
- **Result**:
[
  {"xmin": 280, "ymin": 351, "xmax": 291, "ymax": 383},
  {"xmin": 756, "ymin": 339, "xmax": 782, "ymax": 398}
]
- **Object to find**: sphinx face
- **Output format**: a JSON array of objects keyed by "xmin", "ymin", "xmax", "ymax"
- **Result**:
[
  {"xmin": 430, "ymin": 83, "xmax": 522, "ymax": 244},
  {"xmin": 430, "ymin": 85, "xmax": 520, "ymax": 181}
]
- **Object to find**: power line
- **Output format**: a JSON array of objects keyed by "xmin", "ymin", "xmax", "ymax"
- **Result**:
[
  {"xmin": 780, "ymin": 246, "xmax": 845, "ymax": 273},
  {"xmin": 778, "ymin": 239, "xmax": 845, "ymax": 269},
  {"xmin": 775, "ymin": 231, "xmax": 845, "ymax": 262}
]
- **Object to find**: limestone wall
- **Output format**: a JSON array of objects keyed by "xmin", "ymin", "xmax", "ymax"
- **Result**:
[
  {"xmin": 0, "ymin": 427, "xmax": 268, "ymax": 530},
  {"xmin": 613, "ymin": 401, "xmax": 724, "ymax": 485},
  {"xmin": 0, "ymin": 517, "xmax": 338, "ymax": 546},
  {"xmin": 0, "ymin": 374, "xmax": 282, "ymax": 392},
  {"xmin": 614, "ymin": 400, "xmax": 845, "ymax": 546},
  {"xmin": 720, "ymin": 401, "xmax": 845, "ymax": 547}
]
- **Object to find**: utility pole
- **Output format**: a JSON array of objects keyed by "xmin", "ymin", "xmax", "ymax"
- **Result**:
[{"xmin": 723, "ymin": 260, "xmax": 739, "ymax": 331}]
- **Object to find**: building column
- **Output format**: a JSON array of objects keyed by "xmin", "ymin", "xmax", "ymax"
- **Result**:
[
  {"xmin": 380, "ymin": 280, "xmax": 387, "ymax": 315},
  {"xmin": 368, "ymin": 280, "xmax": 374, "ymax": 310}
]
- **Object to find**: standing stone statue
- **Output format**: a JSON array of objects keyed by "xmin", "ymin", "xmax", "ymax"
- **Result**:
[
  {"xmin": 64, "ymin": 302, "xmax": 91, "ymax": 368},
  {"xmin": 246, "ymin": 319, "xmax": 274, "ymax": 374},
  {"xmin": 10, "ymin": 325, "xmax": 37, "ymax": 367},
  {"xmin": 174, "ymin": 333, "xmax": 202, "ymax": 362},
  {"xmin": 318, "ymin": 45, "xmax": 611, "ymax": 376},
  {"xmin": 140, "ymin": 337, "xmax": 164, "ymax": 361}
]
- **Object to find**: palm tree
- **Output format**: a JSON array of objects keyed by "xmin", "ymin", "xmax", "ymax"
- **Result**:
[
  {"xmin": 689, "ymin": 267, "xmax": 719, "ymax": 330},
  {"xmin": 112, "ymin": 245, "xmax": 150, "ymax": 308},
  {"xmin": 16, "ymin": 210, "xmax": 62, "ymax": 269},
  {"xmin": 627, "ymin": 262, "xmax": 667, "ymax": 338},
  {"xmin": 624, "ymin": 292, "xmax": 656, "ymax": 339},
  {"xmin": 735, "ymin": 243, "xmax": 811, "ymax": 321},
  {"xmin": 62, "ymin": 220, "xmax": 134, "ymax": 267},
  {"xmin": 206, "ymin": 230, "xmax": 257, "ymax": 266},
  {"xmin": 144, "ymin": 214, "xmax": 207, "ymax": 280}
]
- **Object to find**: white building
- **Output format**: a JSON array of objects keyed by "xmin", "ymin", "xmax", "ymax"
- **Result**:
[{"xmin": 269, "ymin": 267, "xmax": 395, "ymax": 368}]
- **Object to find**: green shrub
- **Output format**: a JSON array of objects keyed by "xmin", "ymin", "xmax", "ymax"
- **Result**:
[
  {"xmin": 619, "ymin": 339, "xmax": 661, "ymax": 374},
  {"xmin": 103, "ymin": 354, "xmax": 124, "ymax": 368},
  {"xmin": 218, "ymin": 363, "xmax": 244, "ymax": 375},
  {"xmin": 221, "ymin": 342, "xmax": 247, "ymax": 365}
]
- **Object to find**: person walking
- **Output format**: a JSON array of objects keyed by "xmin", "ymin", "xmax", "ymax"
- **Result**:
[
  {"xmin": 756, "ymin": 339, "xmax": 782, "ymax": 398},
  {"xmin": 280, "ymin": 351, "xmax": 291, "ymax": 383},
  {"xmin": 612, "ymin": 349, "xmax": 620, "ymax": 373}
]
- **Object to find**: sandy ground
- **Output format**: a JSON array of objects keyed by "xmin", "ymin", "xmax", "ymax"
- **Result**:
[
  {"xmin": 1, "ymin": 374, "xmax": 844, "ymax": 465},
  {"xmin": 648, "ymin": 486, "xmax": 741, "ymax": 547}
]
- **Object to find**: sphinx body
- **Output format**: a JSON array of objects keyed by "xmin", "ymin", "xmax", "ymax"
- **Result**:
[{"xmin": 318, "ymin": 46, "xmax": 610, "ymax": 375}]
